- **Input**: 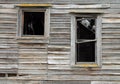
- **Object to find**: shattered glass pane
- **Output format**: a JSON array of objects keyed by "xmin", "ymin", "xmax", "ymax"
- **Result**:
[{"xmin": 76, "ymin": 17, "xmax": 96, "ymax": 39}]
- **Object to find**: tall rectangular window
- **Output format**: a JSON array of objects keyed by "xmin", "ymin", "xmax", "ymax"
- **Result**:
[{"xmin": 71, "ymin": 14, "xmax": 101, "ymax": 67}]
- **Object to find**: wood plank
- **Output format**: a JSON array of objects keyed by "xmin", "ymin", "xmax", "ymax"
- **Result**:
[
  {"xmin": 102, "ymin": 65, "xmax": 120, "ymax": 70},
  {"xmin": 42, "ymin": 81, "xmax": 90, "ymax": 84},
  {"xmin": 19, "ymin": 64, "xmax": 47, "ymax": 69},
  {"xmin": 19, "ymin": 58, "xmax": 47, "ymax": 63},
  {"xmin": 102, "ymin": 18, "xmax": 120, "ymax": 23},
  {"xmin": 51, "ymin": 23, "xmax": 71, "ymax": 27},
  {"xmin": 48, "ymin": 69, "xmax": 120, "ymax": 75},
  {"xmin": 92, "ymin": 81, "xmax": 120, "ymax": 84},
  {"xmin": 47, "ymin": 75, "xmax": 120, "ymax": 80},
  {"xmin": 48, "ymin": 65, "xmax": 70, "ymax": 70},
  {"xmin": 50, "ymin": 28, "xmax": 70, "ymax": 33},
  {"xmin": 0, "ymin": 9, "xmax": 17, "ymax": 13},
  {"xmin": 18, "ymin": 69, "xmax": 47, "ymax": 74},
  {"xmin": 103, "ymin": 14, "xmax": 120, "ymax": 18},
  {"xmin": 103, "ymin": 23, "xmax": 120, "ymax": 28},
  {"xmin": 14, "ymin": 75, "xmax": 47, "ymax": 80},
  {"xmin": 52, "ymin": 4, "xmax": 110, "ymax": 9},
  {"xmin": 48, "ymin": 60, "xmax": 70, "ymax": 64}
]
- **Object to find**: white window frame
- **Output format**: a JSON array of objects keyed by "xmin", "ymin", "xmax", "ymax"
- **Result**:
[
  {"xmin": 71, "ymin": 14, "xmax": 102, "ymax": 67},
  {"xmin": 18, "ymin": 8, "xmax": 50, "ymax": 39}
]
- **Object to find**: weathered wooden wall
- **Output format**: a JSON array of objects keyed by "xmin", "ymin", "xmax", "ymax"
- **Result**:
[{"xmin": 0, "ymin": 0, "xmax": 119, "ymax": 84}]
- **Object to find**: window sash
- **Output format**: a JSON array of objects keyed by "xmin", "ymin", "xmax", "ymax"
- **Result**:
[{"xmin": 76, "ymin": 15, "xmax": 96, "ymax": 63}]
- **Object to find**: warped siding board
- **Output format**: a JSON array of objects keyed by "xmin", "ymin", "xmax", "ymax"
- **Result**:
[
  {"xmin": 102, "ymin": 18, "xmax": 120, "ymax": 24},
  {"xmin": 19, "ymin": 63, "xmax": 47, "ymax": 69},
  {"xmin": 71, "ymin": 0, "xmax": 120, "ymax": 4},
  {"xmin": 19, "ymin": 58, "xmax": 47, "ymax": 64},
  {"xmin": 51, "ymin": 28, "xmax": 70, "ymax": 33},
  {"xmin": 92, "ymin": 81, "xmax": 120, "ymax": 84},
  {"xmin": 48, "ymin": 45, "xmax": 70, "ymax": 52},
  {"xmin": 0, "ymin": 14, "xmax": 17, "ymax": 19},
  {"xmin": 19, "ymin": 53, "xmax": 47, "ymax": 59},
  {"xmin": 16, "ymin": 75, "xmax": 47, "ymax": 80},
  {"xmin": 19, "ymin": 69, "xmax": 47, "ymax": 74},
  {"xmin": 48, "ymin": 65, "xmax": 71, "ymax": 70},
  {"xmin": 51, "ymin": 9, "xmax": 120, "ymax": 14},
  {"xmin": 48, "ymin": 69, "xmax": 120, "ymax": 75},
  {"xmin": 51, "ymin": 23, "xmax": 71, "ymax": 28},
  {"xmin": 47, "ymin": 75, "xmax": 120, "ymax": 81},
  {"xmin": 48, "ymin": 55, "xmax": 69, "ymax": 60},
  {"xmin": 102, "ymin": 65, "xmax": 120, "ymax": 70},
  {"xmin": 70, "ymin": 0, "xmax": 108, "ymax": 4},
  {"xmin": 0, "ymin": 58, "xmax": 17, "ymax": 63},
  {"xmin": 0, "ymin": 9, "xmax": 17, "ymax": 14},
  {"xmin": 42, "ymin": 80, "xmax": 90, "ymax": 84},
  {"xmin": 102, "ymin": 38, "xmax": 120, "ymax": 43},
  {"xmin": 17, "ymin": 39, "xmax": 49, "ymax": 44},
  {"xmin": 103, "ymin": 14, "xmax": 120, "ymax": 18},
  {"xmin": 48, "ymin": 59, "xmax": 70, "ymax": 64},
  {"xmin": 110, "ymin": 4, "xmax": 120, "ymax": 9},
  {"xmin": 18, "ymin": 0, "xmax": 53, "ymax": 3},
  {"xmin": 0, "ymin": 0, "xmax": 53, "ymax": 4},
  {"xmin": 50, "ymin": 34, "xmax": 70, "ymax": 39},
  {"xmin": 0, "ymin": 0, "xmax": 119, "ymax": 4},
  {"xmin": 51, "ymin": 18, "xmax": 71, "ymax": 22},
  {"xmin": 19, "ymin": 44, "xmax": 47, "ymax": 49},
  {"xmin": 53, "ymin": 0, "xmax": 71, "ymax": 4}
]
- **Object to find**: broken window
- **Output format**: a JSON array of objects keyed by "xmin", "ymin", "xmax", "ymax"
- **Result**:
[
  {"xmin": 71, "ymin": 13, "xmax": 102, "ymax": 67},
  {"xmin": 23, "ymin": 12, "xmax": 45, "ymax": 35},
  {"xmin": 76, "ymin": 15, "xmax": 97, "ymax": 62}
]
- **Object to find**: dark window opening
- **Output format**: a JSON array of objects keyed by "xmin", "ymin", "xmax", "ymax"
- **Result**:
[
  {"xmin": 77, "ymin": 17, "xmax": 95, "ymax": 39},
  {"xmin": 76, "ymin": 42, "xmax": 95, "ymax": 62},
  {"xmin": 23, "ymin": 12, "xmax": 45, "ymax": 35},
  {"xmin": 76, "ymin": 16, "xmax": 96, "ymax": 62}
]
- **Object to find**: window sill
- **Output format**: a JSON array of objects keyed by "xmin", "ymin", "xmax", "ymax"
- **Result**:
[{"xmin": 71, "ymin": 63, "xmax": 100, "ymax": 68}]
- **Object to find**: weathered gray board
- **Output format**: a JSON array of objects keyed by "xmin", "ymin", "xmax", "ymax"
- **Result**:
[{"xmin": 0, "ymin": 0, "xmax": 119, "ymax": 84}]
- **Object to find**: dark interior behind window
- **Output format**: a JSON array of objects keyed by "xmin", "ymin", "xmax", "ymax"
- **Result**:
[
  {"xmin": 76, "ymin": 16, "xmax": 96, "ymax": 62},
  {"xmin": 23, "ymin": 12, "xmax": 44, "ymax": 35},
  {"xmin": 76, "ymin": 42, "xmax": 95, "ymax": 62}
]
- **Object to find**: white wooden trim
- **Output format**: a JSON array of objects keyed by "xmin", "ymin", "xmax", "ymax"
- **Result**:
[
  {"xmin": 71, "ymin": 15, "xmax": 76, "ymax": 66},
  {"xmin": 96, "ymin": 15, "xmax": 102, "ymax": 67},
  {"xmin": 45, "ymin": 8, "xmax": 50, "ymax": 39}
]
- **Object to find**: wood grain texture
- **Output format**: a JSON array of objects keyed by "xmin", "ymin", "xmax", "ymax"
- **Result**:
[{"xmin": 0, "ymin": 1, "xmax": 119, "ymax": 82}]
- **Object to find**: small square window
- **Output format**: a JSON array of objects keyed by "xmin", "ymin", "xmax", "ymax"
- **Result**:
[{"xmin": 18, "ymin": 8, "xmax": 50, "ymax": 38}]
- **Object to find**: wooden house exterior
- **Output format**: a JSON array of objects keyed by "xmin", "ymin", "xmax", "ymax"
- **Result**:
[{"xmin": 0, "ymin": 0, "xmax": 119, "ymax": 84}]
